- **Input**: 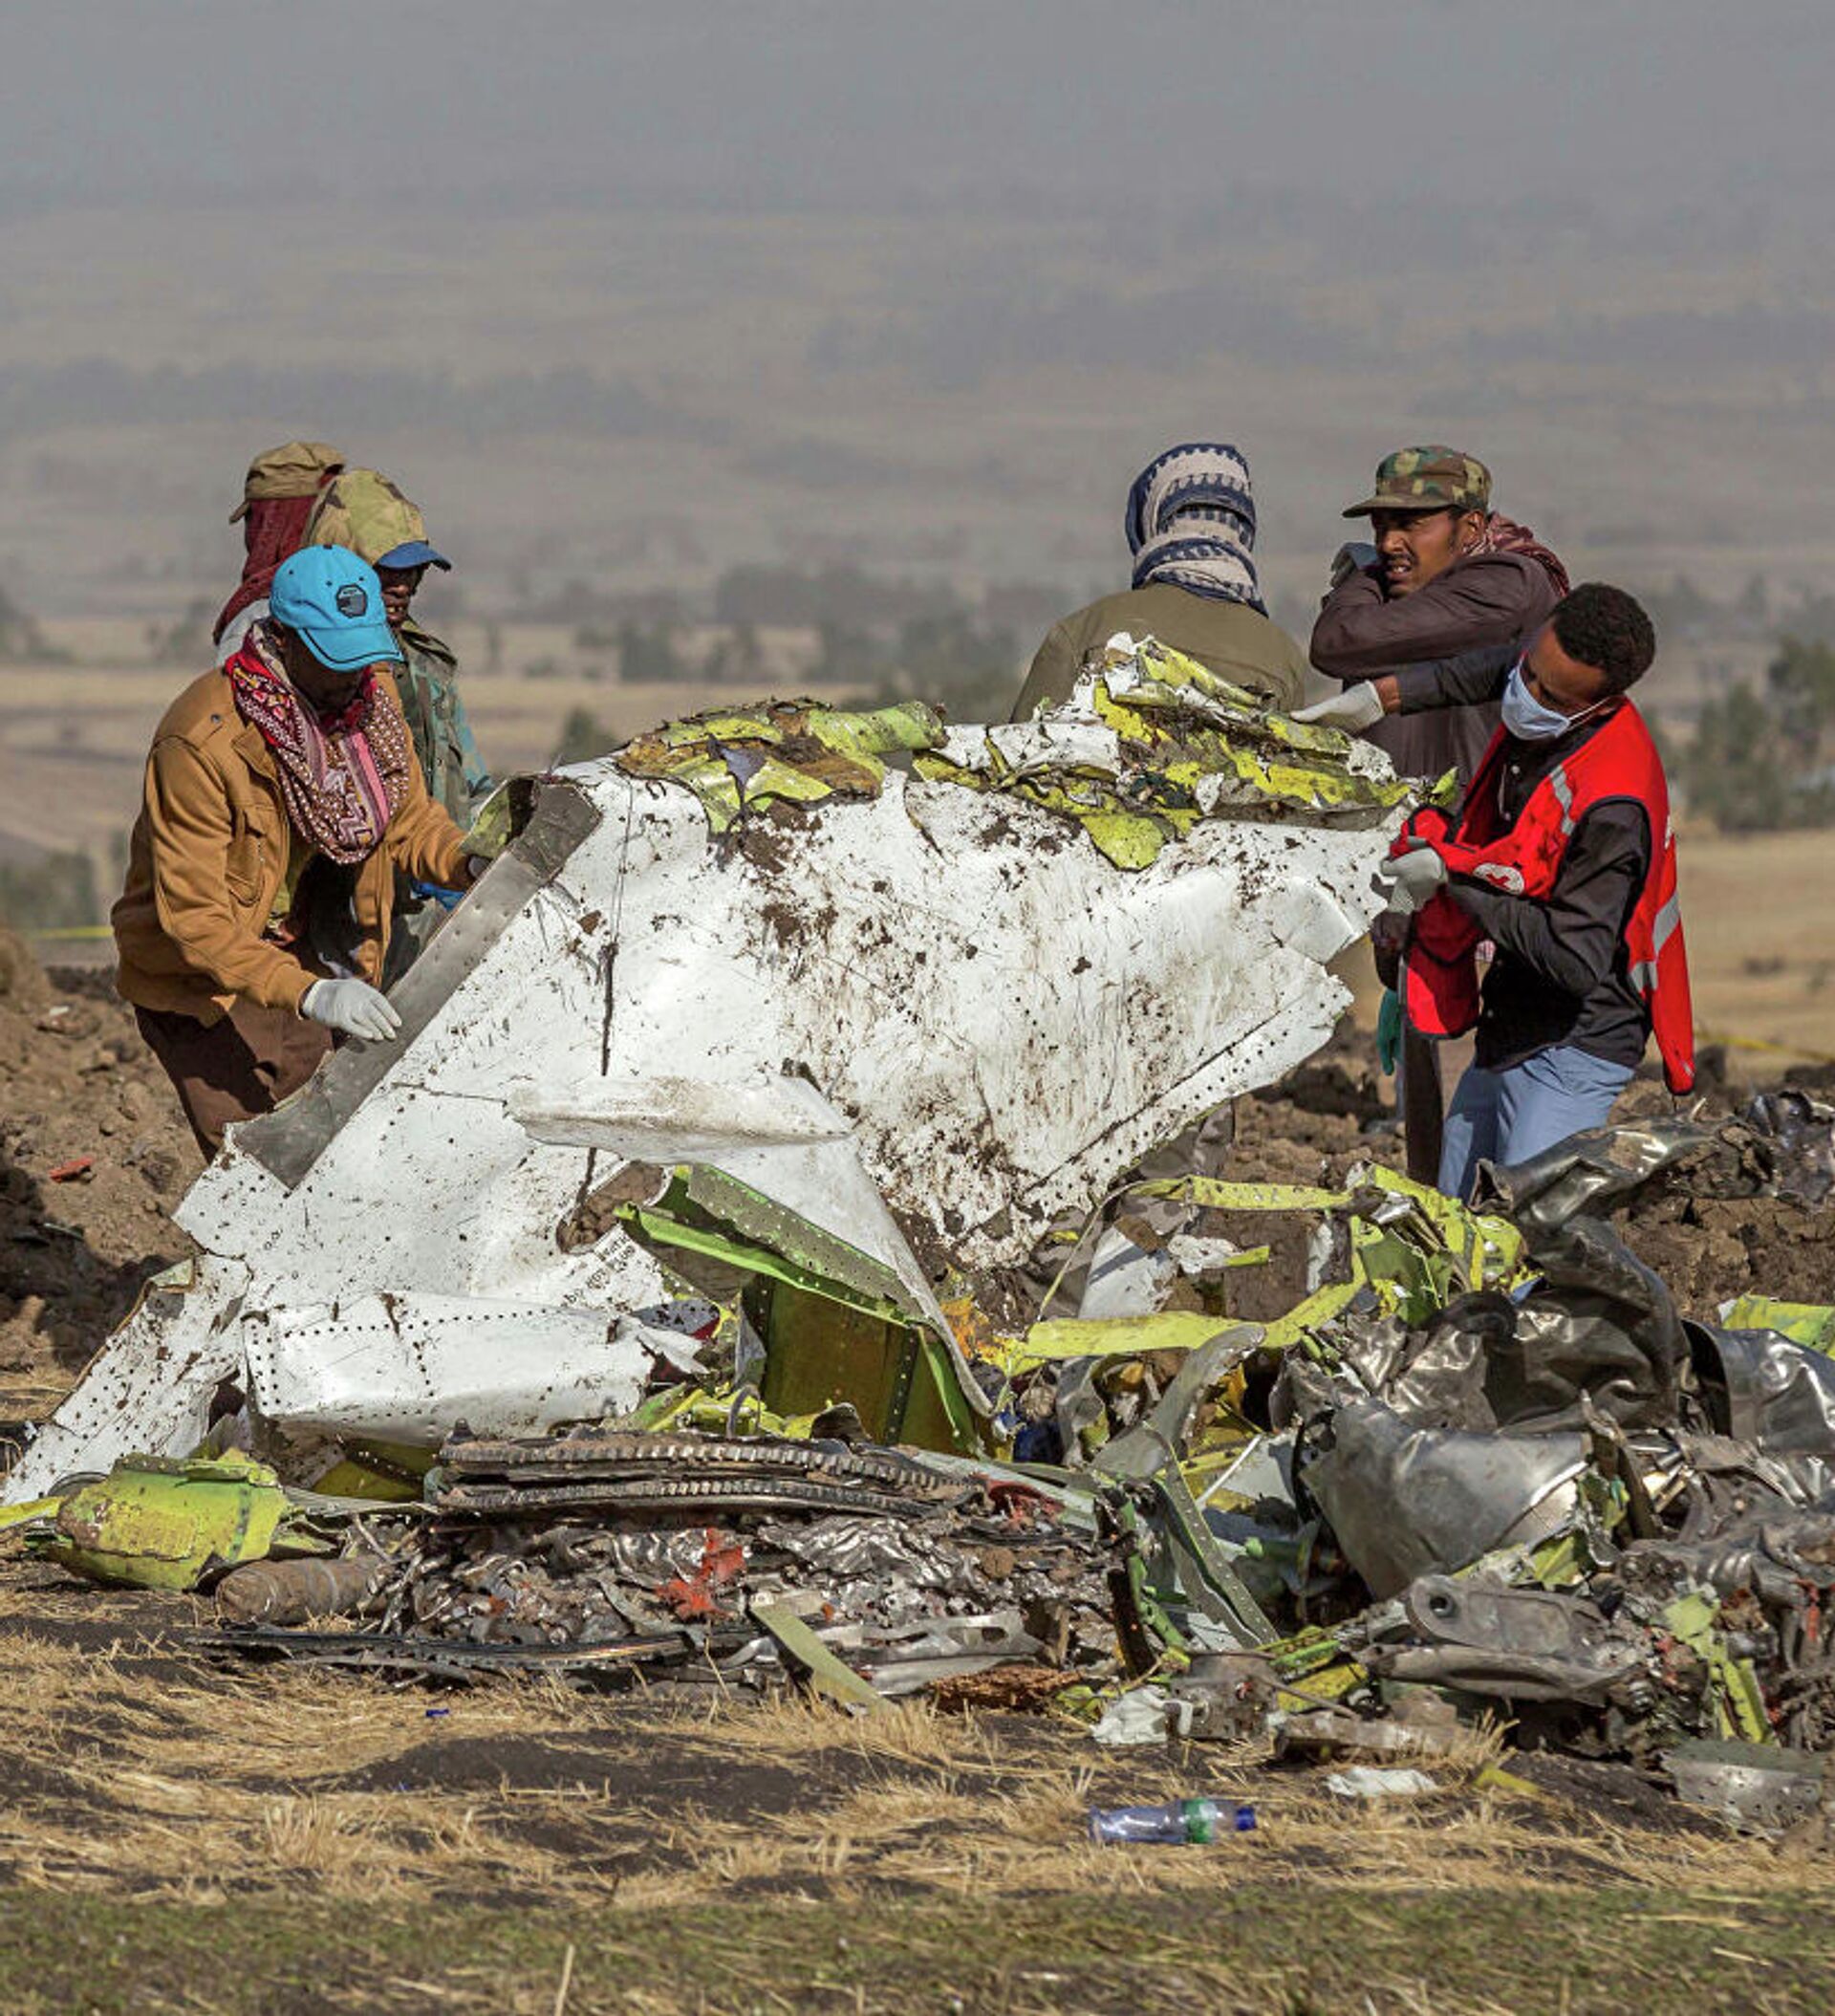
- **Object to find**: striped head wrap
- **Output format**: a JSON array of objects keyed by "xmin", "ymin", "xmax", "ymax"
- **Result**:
[{"xmin": 1125, "ymin": 443, "xmax": 1265, "ymax": 613}]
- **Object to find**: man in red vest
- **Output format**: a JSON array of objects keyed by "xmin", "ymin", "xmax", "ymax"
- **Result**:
[{"xmin": 1296, "ymin": 583, "xmax": 1692, "ymax": 1199}]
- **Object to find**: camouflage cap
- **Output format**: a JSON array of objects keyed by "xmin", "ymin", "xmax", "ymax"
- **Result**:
[
  {"xmin": 304, "ymin": 467, "xmax": 451, "ymax": 572},
  {"xmin": 1342, "ymin": 445, "xmax": 1492, "ymax": 519},
  {"xmin": 229, "ymin": 440, "xmax": 344, "ymax": 522}
]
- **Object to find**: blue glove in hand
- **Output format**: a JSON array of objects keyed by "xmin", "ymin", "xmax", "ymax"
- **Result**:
[{"xmin": 1329, "ymin": 540, "xmax": 1379, "ymax": 588}]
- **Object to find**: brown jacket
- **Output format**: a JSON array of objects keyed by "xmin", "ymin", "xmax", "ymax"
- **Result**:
[
  {"xmin": 1309, "ymin": 552, "xmax": 1560, "ymax": 783},
  {"xmin": 114, "ymin": 668, "xmax": 470, "ymax": 1023},
  {"xmin": 1012, "ymin": 584, "xmax": 1307, "ymax": 722}
]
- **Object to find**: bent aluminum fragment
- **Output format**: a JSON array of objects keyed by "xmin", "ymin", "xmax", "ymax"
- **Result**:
[
  {"xmin": 753, "ymin": 1601, "xmax": 893, "ymax": 1716},
  {"xmin": 246, "ymin": 1294, "xmax": 662, "ymax": 1442},
  {"xmin": 1665, "ymin": 1741, "xmax": 1828, "ymax": 1835},
  {"xmin": 43, "ymin": 1452, "xmax": 295, "ymax": 1593},
  {"xmin": 1689, "ymin": 1320, "xmax": 1835, "ymax": 1462},
  {"xmin": 1301, "ymin": 1398, "xmax": 1588, "ymax": 1600}
]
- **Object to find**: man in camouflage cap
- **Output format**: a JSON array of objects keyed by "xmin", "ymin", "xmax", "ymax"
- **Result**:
[
  {"xmin": 1300, "ymin": 443, "xmax": 1568, "ymax": 1185},
  {"xmin": 304, "ymin": 467, "xmax": 493, "ymax": 978},
  {"xmin": 1307, "ymin": 443, "xmax": 1569, "ymax": 772},
  {"xmin": 1342, "ymin": 444, "xmax": 1492, "ymax": 525}
]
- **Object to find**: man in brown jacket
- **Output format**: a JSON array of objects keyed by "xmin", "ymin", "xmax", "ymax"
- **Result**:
[
  {"xmin": 115, "ymin": 546, "xmax": 478, "ymax": 1155},
  {"xmin": 1307, "ymin": 445, "xmax": 1567, "ymax": 783},
  {"xmin": 1301, "ymin": 446, "xmax": 1568, "ymax": 1183}
]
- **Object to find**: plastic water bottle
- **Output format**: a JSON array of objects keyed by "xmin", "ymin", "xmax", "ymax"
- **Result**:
[{"xmin": 1088, "ymin": 1798, "xmax": 1256, "ymax": 1846}]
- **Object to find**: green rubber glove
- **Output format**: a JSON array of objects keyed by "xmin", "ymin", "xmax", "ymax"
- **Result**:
[{"xmin": 1376, "ymin": 988, "xmax": 1403, "ymax": 1076}]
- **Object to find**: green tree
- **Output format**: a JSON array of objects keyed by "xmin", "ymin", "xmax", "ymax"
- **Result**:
[
  {"xmin": 553, "ymin": 706, "xmax": 617, "ymax": 765},
  {"xmin": 615, "ymin": 622, "xmax": 684, "ymax": 683},
  {"xmin": 1679, "ymin": 637, "xmax": 1835, "ymax": 832}
]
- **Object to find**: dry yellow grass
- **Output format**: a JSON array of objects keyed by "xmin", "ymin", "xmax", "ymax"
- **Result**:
[
  {"xmin": 0, "ymin": 1572, "xmax": 1827, "ymax": 2012},
  {"xmin": 0, "ymin": 1591, "xmax": 1824, "ymax": 1920}
]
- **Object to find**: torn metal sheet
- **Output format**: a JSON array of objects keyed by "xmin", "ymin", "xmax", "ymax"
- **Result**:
[
  {"xmin": 1665, "ymin": 1740, "xmax": 1828, "ymax": 1833},
  {"xmin": 10, "ymin": 659, "xmax": 1406, "ymax": 1499},
  {"xmin": 1688, "ymin": 1319, "xmax": 1835, "ymax": 1462},
  {"xmin": 190, "ymin": 1627, "xmax": 702, "ymax": 1680},
  {"xmin": 920, "ymin": 635, "xmax": 1417, "ymax": 868},
  {"xmin": 753, "ymin": 1601, "xmax": 892, "ymax": 1715},
  {"xmin": 245, "ymin": 1294, "xmax": 670, "ymax": 1442},
  {"xmin": 1358, "ymin": 1574, "xmax": 1647, "ymax": 1703}
]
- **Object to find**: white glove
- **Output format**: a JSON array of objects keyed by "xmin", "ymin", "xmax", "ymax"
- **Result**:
[
  {"xmin": 1330, "ymin": 540, "xmax": 1379, "ymax": 588},
  {"xmin": 1293, "ymin": 683, "xmax": 1386, "ymax": 734},
  {"xmin": 1372, "ymin": 841, "xmax": 1448, "ymax": 918},
  {"xmin": 302, "ymin": 977, "xmax": 402, "ymax": 1043}
]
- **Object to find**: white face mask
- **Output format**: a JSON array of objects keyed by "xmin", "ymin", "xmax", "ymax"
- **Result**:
[{"xmin": 1501, "ymin": 661, "xmax": 1609, "ymax": 743}]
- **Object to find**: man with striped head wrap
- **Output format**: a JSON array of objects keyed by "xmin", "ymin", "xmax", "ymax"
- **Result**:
[{"xmin": 1010, "ymin": 443, "xmax": 1307, "ymax": 721}]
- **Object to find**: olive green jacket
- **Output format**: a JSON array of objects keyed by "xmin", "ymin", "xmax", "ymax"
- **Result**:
[
  {"xmin": 394, "ymin": 619, "xmax": 492, "ymax": 828},
  {"xmin": 1012, "ymin": 585, "xmax": 1307, "ymax": 721}
]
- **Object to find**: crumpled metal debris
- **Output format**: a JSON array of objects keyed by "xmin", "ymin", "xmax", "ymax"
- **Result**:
[
  {"xmin": 615, "ymin": 698, "xmax": 945, "ymax": 833},
  {"xmin": 918, "ymin": 635, "xmax": 1420, "ymax": 868},
  {"xmin": 6, "ymin": 645, "xmax": 1408, "ymax": 1502},
  {"xmin": 19, "ymin": 655, "xmax": 1835, "ymax": 1816},
  {"xmin": 192, "ymin": 1428, "xmax": 1133, "ymax": 1703},
  {"xmin": 30, "ymin": 1451, "xmax": 333, "ymax": 1593},
  {"xmin": 1299, "ymin": 1406, "xmax": 1591, "ymax": 1600}
]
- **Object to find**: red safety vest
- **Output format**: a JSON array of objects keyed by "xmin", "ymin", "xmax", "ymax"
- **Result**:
[{"xmin": 1393, "ymin": 700, "xmax": 1695, "ymax": 1095}]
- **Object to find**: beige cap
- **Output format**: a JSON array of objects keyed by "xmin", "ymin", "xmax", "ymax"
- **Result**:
[{"xmin": 229, "ymin": 440, "xmax": 345, "ymax": 522}]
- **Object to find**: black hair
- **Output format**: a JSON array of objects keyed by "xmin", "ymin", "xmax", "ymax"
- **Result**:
[{"xmin": 1550, "ymin": 582, "xmax": 1656, "ymax": 691}]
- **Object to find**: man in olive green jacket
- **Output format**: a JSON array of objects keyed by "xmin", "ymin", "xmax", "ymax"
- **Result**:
[
  {"xmin": 1012, "ymin": 444, "xmax": 1306, "ymax": 721},
  {"xmin": 304, "ymin": 468, "xmax": 493, "ymax": 978}
]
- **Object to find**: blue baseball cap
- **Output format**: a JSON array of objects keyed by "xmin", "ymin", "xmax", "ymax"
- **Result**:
[
  {"xmin": 377, "ymin": 538, "xmax": 451, "ymax": 573},
  {"xmin": 270, "ymin": 546, "xmax": 404, "ymax": 674}
]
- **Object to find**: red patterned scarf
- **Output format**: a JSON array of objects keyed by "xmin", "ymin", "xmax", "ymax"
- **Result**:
[
  {"xmin": 1473, "ymin": 512, "xmax": 1570, "ymax": 598},
  {"xmin": 213, "ymin": 487, "xmax": 333, "ymax": 645},
  {"xmin": 226, "ymin": 621, "xmax": 412, "ymax": 863}
]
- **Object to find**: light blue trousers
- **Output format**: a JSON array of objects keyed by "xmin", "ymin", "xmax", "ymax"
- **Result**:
[{"xmin": 1437, "ymin": 1045, "xmax": 1635, "ymax": 1200}]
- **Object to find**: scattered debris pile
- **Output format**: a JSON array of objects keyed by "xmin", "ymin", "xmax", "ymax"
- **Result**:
[
  {"xmin": 203, "ymin": 1431, "xmax": 1124, "ymax": 1702},
  {"xmin": 4, "ymin": 636, "xmax": 1400, "ymax": 1497},
  {"xmin": 11, "ymin": 648, "xmax": 1835, "ymax": 1833}
]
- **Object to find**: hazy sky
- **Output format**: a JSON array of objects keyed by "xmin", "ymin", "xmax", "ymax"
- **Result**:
[
  {"xmin": 4, "ymin": 1, "xmax": 1832, "ymax": 230},
  {"xmin": 3, "ymin": 3, "xmax": 1832, "ymax": 609}
]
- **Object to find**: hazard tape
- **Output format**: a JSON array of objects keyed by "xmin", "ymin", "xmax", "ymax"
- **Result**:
[{"xmin": 1695, "ymin": 1027, "xmax": 1835, "ymax": 1068}]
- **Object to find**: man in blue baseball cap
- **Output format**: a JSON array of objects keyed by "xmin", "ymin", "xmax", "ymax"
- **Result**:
[{"xmin": 114, "ymin": 545, "xmax": 482, "ymax": 1155}]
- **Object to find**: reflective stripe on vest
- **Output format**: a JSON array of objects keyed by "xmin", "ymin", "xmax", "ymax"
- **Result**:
[
  {"xmin": 1548, "ymin": 762, "xmax": 1576, "ymax": 835},
  {"xmin": 1630, "ymin": 888, "xmax": 1684, "ymax": 994}
]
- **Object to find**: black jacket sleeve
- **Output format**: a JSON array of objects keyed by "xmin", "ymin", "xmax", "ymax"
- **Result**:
[
  {"xmin": 1391, "ymin": 641, "xmax": 1519, "ymax": 714},
  {"xmin": 1448, "ymin": 801, "xmax": 1651, "ymax": 1000}
]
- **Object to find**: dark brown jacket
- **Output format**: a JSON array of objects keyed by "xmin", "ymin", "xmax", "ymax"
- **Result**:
[
  {"xmin": 1309, "ymin": 552, "xmax": 1560, "ymax": 783},
  {"xmin": 1013, "ymin": 585, "xmax": 1306, "ymax": 722}
]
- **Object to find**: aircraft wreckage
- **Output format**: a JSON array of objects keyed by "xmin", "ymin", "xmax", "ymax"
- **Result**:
[
  {"xmin": 7, "ymin": 635, "xmax": 1412, "ymax": 1498},
  {"xmin": 16, "ymin": 636, "xmax": 1835, "ymax": 1829}
]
